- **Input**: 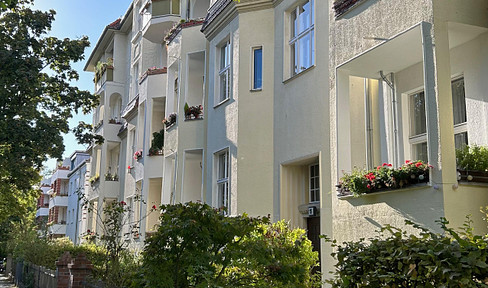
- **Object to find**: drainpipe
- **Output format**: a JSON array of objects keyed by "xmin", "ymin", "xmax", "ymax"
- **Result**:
[
  {"xmin": 364, "ymin": 78, "xmax": 373, "ymax": 169},
  {"xmin": 380, "ymin": 71, "xmax": 399, "ymax": 167}
]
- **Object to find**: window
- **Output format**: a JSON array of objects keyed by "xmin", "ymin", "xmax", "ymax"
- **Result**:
[
  {"xmin": 216, "ymin": 150, "xmax": 229, "ymax": 214},
  {"xmin": 452, "ymin": 77, "xmax": 468, "ymax": 149},
  {"xmin": 252, "ymin": 47, "xmax": 263, "ymax": 90},
  {"xmin": 290, "ymin": 0, "xmax": 314, "ymax": 76},
  {"xmin": 218, "ymin": 40, "xmax": 231, "ymax": 103},
  {"xmin": 408, "ymin": 77, "xmax": 468, "ymax": 162},
  {"xmin": 309, "ymin": 164, "xmax": 319, "ymax": 203},
  {"xmin": 409, "ymin": 91, "xmax": 428, "ymax": 162}
]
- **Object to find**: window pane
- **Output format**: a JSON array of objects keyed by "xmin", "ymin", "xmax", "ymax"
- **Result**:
[
  {"xmin": 291, "ymin": 43, "xmax": 298, "ymax": 75},
  {"xmin": 219, "ymin": 70, "xmax": 228, "ymax": 102},
  {"xmin": 298, "ymin": 1, "xmax": 311, "ymax": 34},
  {"xmin": 171, "ymin": 0, "xmax": 179, "ymax": 14},
  {"xmin": 413, "ymin": 142, "xmax": 428, "ymax": 162},
  {"xmin": 291, "ymin": 10, "xmax": 297, "ymax": 38},
  {"xmin": 299, "ymin": 33, "xmax": 311, "ymax": 71},
  {"xmin": 218, "ymin": 152, "xmax": 227, "ymax": 179},
  {"xmin": 454, "ymin": 132, "xmax": 468, "ymax": 150},
  {"xmin": 220, "ymin": 44, "xmax": 227, "ymax": 70},
  {"xmin": 410, "ymin": 92, "xmax": 426, "ymax": 136},
  {"xmin": 452, "ymin": 78, "xmax": 466, "ymax": 125},
  {"xmin": 253, "ymin": 48, "xmax": 262, "ymax": 90}
]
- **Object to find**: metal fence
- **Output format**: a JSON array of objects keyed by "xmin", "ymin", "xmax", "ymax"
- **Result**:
[{"xmin": 12, "ymin": 260, "xmax": 56, "ymax": 288}]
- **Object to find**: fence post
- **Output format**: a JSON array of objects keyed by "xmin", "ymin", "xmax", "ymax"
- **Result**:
[
  {"xmin": 56, "ymin": 252, "xmax": 72, "ymax": 288},
  {"xmin": 68, "ymin": 253, "xmax": 93, "ymax": 288}
]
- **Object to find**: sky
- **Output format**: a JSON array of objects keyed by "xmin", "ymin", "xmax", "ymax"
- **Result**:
[{"xmin": 32, "ymin": 0, "xmax": 132, "ymax": 170}]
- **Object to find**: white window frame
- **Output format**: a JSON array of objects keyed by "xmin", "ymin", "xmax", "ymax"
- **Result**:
[
  {"xmin": 251, "ymin": 46, "xmax": 263, "ymax": 91},
  {"xmin": 217, "ymin": 39, "xmax": 231, "ymax": 105},
  {"xmin": 451, "ymin": 76, "xmax": 468, "ymax": 149},
  {"xmin": 408, "ymin": 76, "xmax": 469, "ymax": 161},
  {"xmin": 408, "ymin": 89, "xmax": 427, "ymax": 161},
  {"xmin": 215, "ymin": 149, "xmax": 230, "ymax": 214},
  {"xmin": 289, "ymin": 0, "xmax": 314, "ymax": 76},
  {"xmin": 309, "ymin": 163, "xmax": 319, "ymax": 203}
]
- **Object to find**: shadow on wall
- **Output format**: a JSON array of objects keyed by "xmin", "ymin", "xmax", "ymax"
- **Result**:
[{"xmin": 341, "ymin": 186, "xmax": 445, "ymax": 233}]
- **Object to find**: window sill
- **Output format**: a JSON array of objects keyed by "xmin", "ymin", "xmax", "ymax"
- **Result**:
[
  {"xmin": 214, "ymin": 97, "xmax": 230, "ymax": 108},
  {"xmin": 337, "ymin": 182, "xmax": 430, "ymax": 200},
  {"xmin": 165, "ymin": 123, "xmax": 176, "ymax": 131},
  {"xmin": 283, "ymin": 65, "xmax": 315, "ymax": 84},
  {"xmin": 184, "ymin": 117, "xmax": 204, "ymax": 122},
  {"xmin": 250, "ymin": 88, "xmax": 262, "ymax": 93}
]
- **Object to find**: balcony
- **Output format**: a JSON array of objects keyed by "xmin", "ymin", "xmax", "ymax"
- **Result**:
[
  {"xmin": 142, "ymin": 0, "xmax": 180, "ymax": 43},
  {"xmin": 95, "ymin": 66, "xmax": 114, "ymax": 92},
  {"xmin": 139, "ymin": 68, "xmax": 167, "ymax": 104},
  {"xmin": 49, "ymin": 223, "xmax": 66, "ymax": 235},
  {"xmin": 36, "ymin": 207, "xmax": 49, "ymax": 218},
  {"xmin": 49, "ymin": 196, "xmax": 68, "ymax": 208}
]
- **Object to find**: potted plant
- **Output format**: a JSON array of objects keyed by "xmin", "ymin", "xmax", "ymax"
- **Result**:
[
  {"xmin": 163, "ymin": 113, "xmax": 177, "ymax": 128},
  {"xmin": 456, "ymin": 145, "xmax": 488, "ymax": 183},
  {"xmin": 148, "ymin": 129, "xmax": 164, "ymax": 156},
  {"xmin": 337, "ymin": 161, "xmax": 432, "ymax": 197},
  {"xmin": 134, "ymin": 150, "xmax": 143, "ymax": 160}
]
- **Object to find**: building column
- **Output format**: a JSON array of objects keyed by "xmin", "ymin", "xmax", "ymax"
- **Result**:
[{"xmin": 421, "ymin": 21, "xmax": 457, "ymax": 185}]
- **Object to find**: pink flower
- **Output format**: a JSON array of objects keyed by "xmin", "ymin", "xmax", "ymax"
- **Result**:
[
  {"xmin": 367, "ymin": 184, "xmax": 371, "ymax": 189},
  {"xmin": 152, "ymin": 205, "xmax": 157, "ymax": 210},
  {"xmin": 377, "ymin": 166, "xmax": 381, "ymax": 170}
]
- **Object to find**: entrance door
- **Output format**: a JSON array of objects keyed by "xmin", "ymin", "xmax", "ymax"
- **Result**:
[{"xmin": 307, "ymin": 216, "xmax": 321, "ymax": 270}]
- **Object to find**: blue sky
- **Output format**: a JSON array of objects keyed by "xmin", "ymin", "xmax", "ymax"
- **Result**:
[{"xmin": 32, "ymin": 0, "xmax": 132, "ymax": 170}]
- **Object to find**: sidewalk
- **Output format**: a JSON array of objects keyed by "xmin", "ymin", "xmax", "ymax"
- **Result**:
[{"xmin": 0, "ymin": 275, "xmax": 15, "ymax": 288}]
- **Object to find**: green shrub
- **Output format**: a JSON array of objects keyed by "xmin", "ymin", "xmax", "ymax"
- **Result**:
[
  {"xmin": 142, "ymin": 202, "xmax": 321, "ymax": 287},
  {"xmin": 324, "ymin": 218, "xmax": 488, "ymax": 287},
  {"xmin": 456, "ymin": 145, "xmax": 488, "ymax": 171}
]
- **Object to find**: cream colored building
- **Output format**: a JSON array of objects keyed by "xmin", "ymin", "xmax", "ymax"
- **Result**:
[
  {"xmin": 329, "ymin": 0, "xmax": 488, "ymax": 277},
  {"xmin": 82, "ymin": 0, "xmax": 488, "ymax": 282}
]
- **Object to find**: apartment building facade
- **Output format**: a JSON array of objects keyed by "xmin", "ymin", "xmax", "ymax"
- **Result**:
[
  {"xmin": 82, "ymin": 0, "xmax": 488, "ymax": 280},
  {"xmin": 66, "ymin": 151, "xmax": 91, "ymax": 244},
  {"xmin": 46, "ymin": 159, "xmax": 70, "ymax": 238},
  {"xmin": 328, "ymin": 0, "xmax": 488, "ymax": 273}
]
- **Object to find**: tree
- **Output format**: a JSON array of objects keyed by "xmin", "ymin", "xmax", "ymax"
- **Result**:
[{"xmin": 0, "ymin": 0, "xmax": 97, "ymax": 222}]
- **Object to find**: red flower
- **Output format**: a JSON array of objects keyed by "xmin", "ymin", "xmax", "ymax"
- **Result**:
[
  {"xmin": 387, "ymin": 164, "xmax": 392, "ymax": 167},
  {"xmin": 87, "ymin": 229, "xmax": 90, "ymax": 233},
  {"xmin": 152, "ymin": 205, "xmax": 157, "ymax": 210},
  {"xmin": 415, "ymin": 162, "xmax": 422, "ymax": 168},
  {"xmin": 428, "ymin": 164, "xmax": 434, "ymax": 168},
  {"xmin": 382, "ymin": 163, "xmax": 388, "ymax": 166},
  {"xmin": 364, "ymin": 172, "xmax": 376, "ymax": 181},
  {"xmin": 120, "ymin": 201, "xmax": 126, "ymax": 206},
  {"xmin": 377, "ymin": 166, "xmax": 381, "ymax": 170},
  {"xmin": 128, "ymin": 165, "xmax": 132, "ymax": 169},
  {"xmin": 406, "ymin": 160, "xmax": 412, "ymax": 164},
  {"xmin": 367, "ymin": 184, "xmax": 371, "ymax": 189}
]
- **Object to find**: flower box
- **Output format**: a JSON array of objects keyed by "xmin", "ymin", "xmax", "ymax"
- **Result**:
[
  {"xmin": 338, "ymin": 161, "xmax": 431, "ymax": 197},
  {"xmin": 457, "ymin": 170, "xmax": 488, "ymax": 183},
  {"xmin": 163, "ymin": 113, "xmax": 177, "ymax": 129}
]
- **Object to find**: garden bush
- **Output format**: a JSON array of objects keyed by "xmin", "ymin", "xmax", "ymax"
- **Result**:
[
  {"xmin": 142, "ymin": 202, "xmax": 321, "ymax": 287},
  {"xmin": 456, "ymin": 145, "xmax": 488, "ymax": 171},
  {"xmin": 324, "ymin": 217, "xmax": 488, "ymax": 287}
]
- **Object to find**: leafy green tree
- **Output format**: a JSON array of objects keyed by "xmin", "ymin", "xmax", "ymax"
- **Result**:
[
  {"xmin": 0, "ymin": 0, "xmax": 97, "ymax": 223},
  {"xmin": 142, "ymin": 202, "xmax": 321, "ymax": 287}
]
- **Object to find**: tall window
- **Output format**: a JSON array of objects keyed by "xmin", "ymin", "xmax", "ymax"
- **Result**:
[
  {"xmin": 409, "ymin": 77, "xmax": 468, "ymax": 161},
  {"xmin": 309, "ymin": 164, "xmax": 319, "ymax": 203},
  {"xmin": 252, "ymin": 47, "xmax": 263, "ymax": 90},
  {"xmin": 452, "ymin": 77, "xmax": 468, "ymax": 149},
  {"xmin": 290, "ymin": 0, "xmax": 314, "ymax": 76},
  {"xmin": 409, "ymin": 91, "xmax": 428, "ymax": 162},
  {"xmin": 216, "ymin": 150, "xmax": 229, "ymax": 214},
  {"xmin": 218, "ymin": 40, "xmax": 231, "ymax": 103}
]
